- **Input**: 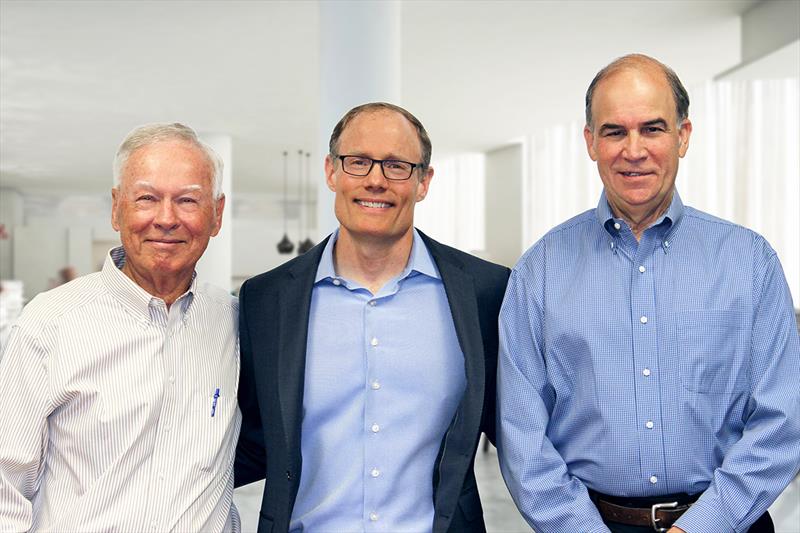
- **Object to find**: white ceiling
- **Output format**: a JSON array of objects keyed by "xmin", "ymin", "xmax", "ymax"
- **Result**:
[{"xmin": 0, "ymin": 0, "xmax": 759, "ymax": 195}]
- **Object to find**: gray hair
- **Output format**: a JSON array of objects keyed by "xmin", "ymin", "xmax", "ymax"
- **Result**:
[
  {"xmin": 329, "ymin": 102, "xmax": 433, "ymax": 173},
  {"xmin": 585, "ymin": 54, "xmax": 690, "ymax": 129},
  {"xmin": 113, "ymin": 122, "xmax": 224, "ymax": 198}
]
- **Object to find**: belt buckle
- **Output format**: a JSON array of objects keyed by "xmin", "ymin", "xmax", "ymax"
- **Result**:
[{"xmin": 650, "ymin": 501, "xmax": 678, "ymax": 532}]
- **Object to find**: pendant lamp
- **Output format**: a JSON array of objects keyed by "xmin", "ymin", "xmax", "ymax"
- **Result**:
[
  {"xmin": 298, "ymin": 151, "xmax": 316, "ymax": 254},
  {"xmin": 276, "ymin": 150, "xmax": 294, "ymax": 254}
]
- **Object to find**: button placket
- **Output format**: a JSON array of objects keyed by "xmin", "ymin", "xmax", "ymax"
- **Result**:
[{"xmin": 630, "ymin": 237, "xmax": 667, "ymax": 493}]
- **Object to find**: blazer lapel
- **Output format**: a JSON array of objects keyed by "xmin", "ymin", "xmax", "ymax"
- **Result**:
[
  {"xmin": 421, "ymin": 233, "xmax": 485, "ymax": 443},
  {"xmin": 277, "ymin": 237, "xmax": 329, "ymax": 455}
]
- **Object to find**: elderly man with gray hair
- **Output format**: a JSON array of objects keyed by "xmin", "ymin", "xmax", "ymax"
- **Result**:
[{"xmin": 0, "ymin": 123, "xmax": 241, "ymax": 531}]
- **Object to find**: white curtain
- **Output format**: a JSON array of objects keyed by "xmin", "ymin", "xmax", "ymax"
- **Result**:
[
  {"xmin": 415, "ymin": 153, "xmax": 485, "ymax": 253},
  {"xmin": 524, "ymin": 78, "xmax": 800, "ymax": 306},
  {"xmin": 682, "ymin": 79, "xmax": 799, "ymax": 306}
]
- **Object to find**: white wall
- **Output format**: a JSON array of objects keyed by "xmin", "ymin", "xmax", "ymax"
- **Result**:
[
  {"xmin": 485, "ymin": 143, "xmax": 523, "ymax": 268},
  {"xmin": 0, "ymin": 189, "xmax": 24, "ymax": 280}
]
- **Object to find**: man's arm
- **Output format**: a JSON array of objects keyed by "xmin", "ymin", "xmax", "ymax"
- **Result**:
[
  {"xmin": 233, "ymin": 280, "xmax": 267, "ymax": 488},
  {"xmin": 496, "ymin": 254, "xmax": 610, "ymax": 533},
  {"xmin": 674, "ymin": 243, "xmax": 800, "ymax": 533},
  {"xmin": 0, "ymin": 322, "xmax": 51, "ymax": 530}
]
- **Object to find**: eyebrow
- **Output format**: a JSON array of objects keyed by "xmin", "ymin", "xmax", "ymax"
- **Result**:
[
  {"xmin": 131, "ymin": 181, "xmax": 204, "ymax": 193},
  {"xmin": 598, "ymin": 118, "xmax": 669, "ymax": 135},
  {"xmin": 642, "ymin": 119, "xmax": 668, "ymax": 129}
]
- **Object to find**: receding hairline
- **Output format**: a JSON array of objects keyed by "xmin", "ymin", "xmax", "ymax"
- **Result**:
[
  {"xmin": 339, "ymin": 108, "xmax": 421, "ymax": 151},
  {"xmin": 116, "ymin": 138, "xmax": 216, "ymax": 189},
  {"xmin": 585, "ymin": 53, "xmax": 689, "ymax": 128}
]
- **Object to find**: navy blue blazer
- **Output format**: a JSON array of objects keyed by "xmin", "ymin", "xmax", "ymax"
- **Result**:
[{"xmin": 235, "ymin": 230, "xmax": 510, "ymax": 533}]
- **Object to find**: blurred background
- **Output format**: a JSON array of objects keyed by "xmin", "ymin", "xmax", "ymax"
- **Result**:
[{"xmin": 1, "ymin": 0, "xmax": 798, "ymax": 531}]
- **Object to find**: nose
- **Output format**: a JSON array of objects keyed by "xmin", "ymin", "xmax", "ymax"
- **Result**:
[
  {"xmin": 622, "ymin": 132, "xmax": 647, "ymax": 161},
  {"xmin": 154, "ymin": 200, "xmax": 179, "ymax": 231},
  {"xmin": 363, "ymin": 161, "xmax": 388, "ymax": 189}
]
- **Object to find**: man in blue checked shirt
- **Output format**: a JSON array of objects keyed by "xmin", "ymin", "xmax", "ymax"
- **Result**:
[{"xmin": 497, "ymin": 54, "xmax": 800, "ymax": 533}]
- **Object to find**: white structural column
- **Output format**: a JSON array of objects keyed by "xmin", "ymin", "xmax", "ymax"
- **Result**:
[
  {"xmin": 317, "ymin": 0, "xmax": 402, "ymax": 237},
  {"xmin": 196, "ymin": 133, "xmax": 233, "ymax": 292}
]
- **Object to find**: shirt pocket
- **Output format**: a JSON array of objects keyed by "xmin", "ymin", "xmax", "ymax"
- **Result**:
[
  {"xmin": 192, "ymin": 389, "xmax": 236, "ymax": 474},
  {"xmin": 676, "ymin": 309, "xmax": 750, "ymax": 394}
]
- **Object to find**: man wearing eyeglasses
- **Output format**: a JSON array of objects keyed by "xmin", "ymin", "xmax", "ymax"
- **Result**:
[{"xmin": 234, "ymin": 102, "xmax": 510, "ymax": 533}]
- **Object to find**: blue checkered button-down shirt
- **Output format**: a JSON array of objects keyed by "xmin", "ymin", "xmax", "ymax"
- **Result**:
[{"xmin": 497, "ymin": 191, "xmax": 800, "ymax": 533}]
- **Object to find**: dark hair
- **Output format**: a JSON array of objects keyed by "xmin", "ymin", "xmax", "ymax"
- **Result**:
[
  {"xmin": 328, "ymin": 102, "xmax": 432, "ymax": 171},
  {"xmin": 585, "ymin": 54, "xmax": 689, "ymax": 128}
]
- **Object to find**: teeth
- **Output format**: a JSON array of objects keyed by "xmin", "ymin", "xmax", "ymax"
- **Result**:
[
  {"xmin": 357, "ymin": 200, "xmax": 391, "ymax": 208},
  {"xmin": 623, "ymin": 172, "xmax": 645, "ymax": 176}
]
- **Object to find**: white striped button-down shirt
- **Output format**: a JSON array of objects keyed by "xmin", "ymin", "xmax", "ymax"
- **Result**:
[{"xmin": 0, "ymin": 247, "xmax": 242, "ymax": 532}]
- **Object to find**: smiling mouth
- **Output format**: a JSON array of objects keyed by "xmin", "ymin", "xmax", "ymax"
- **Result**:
[
  {"xmin": 146, "ymin": 239, "xmax": 185, "ymax": 245},
  {"xmin": 619, "ymin": 171, "xmax": 652, "ymax": 177},
  {"xmin": 355, "ymin": 199, "xmax": 393, "ymax": 208}
]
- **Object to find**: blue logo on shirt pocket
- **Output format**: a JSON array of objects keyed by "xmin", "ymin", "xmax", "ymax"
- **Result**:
[{"xmin": 677, "ymin": 309, "xmax": 750, "ymax": 394}]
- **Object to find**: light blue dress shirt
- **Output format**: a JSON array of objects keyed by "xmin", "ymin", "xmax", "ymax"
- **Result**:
[
  {"xmin": 497, "ymin": 191, "xmax": 800, "ymax": 533},
  {"xmin": 290, "ymin": 229, "xmax": 466, "ymax": 532}
]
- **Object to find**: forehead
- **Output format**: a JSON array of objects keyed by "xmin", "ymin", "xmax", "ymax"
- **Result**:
[
  {"xmin": 339, "ymin": 110, "xmax": 421, "ymax": 158},
  {"xmin": 592, "ymin": 66, "xmax": 676, "ymax": 124},
  {"xmin": 122, "ymin": 140, "xmax": 213, "ymax": 188}
]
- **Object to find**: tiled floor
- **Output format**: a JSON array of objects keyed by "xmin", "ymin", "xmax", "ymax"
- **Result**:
[{"xmin": 234, "ymin": 445, "xmax": 800, "ymax": 532}]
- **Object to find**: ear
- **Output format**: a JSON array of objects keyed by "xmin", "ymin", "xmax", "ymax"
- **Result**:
[
  {"xmin": 415, "ymin": 166, "xmax": 434, "ymax": 202},
  {"xmin": 583, "ymin": 125, "xmax": 598, "ymax": 161},
  {"xmin": 325, "ymin": 155, "xmax": 337, "ymax": 192},
  {"xmin": 111, "ymin": 187, "xmax": 121, "ymax": 231},
  {"xmin": 678, "ymin": 119, "xmax": 692, "ymax": 158},
  {"xmin": 210, "ymin": 194, "xmax": 226, "ymax": 237}
]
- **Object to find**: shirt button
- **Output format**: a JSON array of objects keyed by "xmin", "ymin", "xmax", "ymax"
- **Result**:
[
  {"xmin": 646, "ymin": 420, "xmax": 654, "ymax": 429},
  {"xmin": 168, "ymin": 375, "xmax": 175, "ymax": 384},
  {"xmin": 664, "ymin": 240, "xmax": 670, "ymax": 248},
  {"xmin": 371, "ymin": 468, "xmax": 380, "ymax": 478},
  {"xmin": 371, "ymin": 381, "xmax": 381, "ymax": 390},
  {"xmin": 650, "ymin": 475, "xmax": 658, "ymax": 484},
  {"xmin": 369, "ymin": 512, "xmax": 379, "ymax": 521},
  {"xmin": 640, "ymin": 316, "xmax": 648, "ymax": 324},
  {"xmin": 370, "ymin": 337, "xmax": 379, "ymax": 347},
  {"xmin": 643, "ymin": 368, "xmax": 651, "ymax": 377},
  {"xmin": 610, "ymin": 242, "xmax": 615, "ymax": 249},
  {"xmin": 613, "ymin": 222, "xmax": 621, "ymax": 230},
  {"xmin": 639, "ymin": 265, "xmax": 646, "ymax": 273},
  {"xmin": 371, "ymin": 424, "xmax": 380, "ymax": 433},
  {"xmin": 332, "ymin": 279, "xmax": 341, "ymax": 286},
  {"xmin": 369, "ymin": 300, "xmax": 376, "ymax": 306},
  {"xmin": 158, "ymin": 472, "xmax": 165, "ymax": 481}
]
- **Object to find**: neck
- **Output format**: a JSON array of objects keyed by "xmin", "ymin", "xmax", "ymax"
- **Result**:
[
  {"xmin": 121, "ymin": 262, "xmax": 193, "ymax": 308},
  {"xmin": 610, "ymin": 193, "xmax": 673, "ymax": 241},
  {"xmin": 333, "ymin": 227, "xmax": 414, "ymax": 295}
]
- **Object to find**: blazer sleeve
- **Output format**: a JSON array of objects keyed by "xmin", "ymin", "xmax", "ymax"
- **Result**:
[
  {"xmin": 479, "ymin": 264, "xmax": 512, "ymax": 445},
  {"xmin": 234, "ymin": 280, "xmax": 267, "ymax": 488}
]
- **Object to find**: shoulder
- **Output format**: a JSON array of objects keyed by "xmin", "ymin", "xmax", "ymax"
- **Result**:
[
  {"xmin": 196, "ymin": 282, "xmax": 238, "ymax": 314},
  {"xmin": 514, "ymin": 208, "xmax": 597, "ymax": 271},
  {"xmin": 681, "ymin": 206, "xmax": 776, "ymax": 259},
  {"xmin": 15, "ymin": 273, "xmax": 106, "ymax": 333},
  {"xmin": 421, "ymin": 232, "xmax": 510, "ymax": 281}
]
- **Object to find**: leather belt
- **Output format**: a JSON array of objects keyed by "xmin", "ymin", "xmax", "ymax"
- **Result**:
[{"xmin": 594, "ymin": 496, "xmax": 694, "ymax": 532}]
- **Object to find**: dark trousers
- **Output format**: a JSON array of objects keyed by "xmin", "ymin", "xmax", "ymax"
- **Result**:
[{"xmin": 605, "ymin": 510, "xmax": 774, "ymax": 533}]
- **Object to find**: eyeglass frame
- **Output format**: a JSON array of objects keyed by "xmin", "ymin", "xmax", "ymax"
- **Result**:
[{"xmin": 334, "ymin": 154, "xmax": 424, "ymax": 181}]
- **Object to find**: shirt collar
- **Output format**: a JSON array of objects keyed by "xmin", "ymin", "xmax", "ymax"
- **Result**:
[
  {"xmin": 314, "ymin": 228, "xmax": 440, "ymax": 285},
  {"xmin": 596, "ymin": 189, "xmax": 685, "ymax": 237},
  {"xmin": 102, "ymin": 246, "xmax": 196, "ymax": 321}
]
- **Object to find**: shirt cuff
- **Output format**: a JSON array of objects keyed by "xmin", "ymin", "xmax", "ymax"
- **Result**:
[{"xmin": 673, "ymin": 499, "xmax": 737, "ymax": 533}]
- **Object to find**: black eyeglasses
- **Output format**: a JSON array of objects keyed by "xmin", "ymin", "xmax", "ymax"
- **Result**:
[{"xmin": 336, "ymin": 155, "xmax": 422, "ymax": 181}]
